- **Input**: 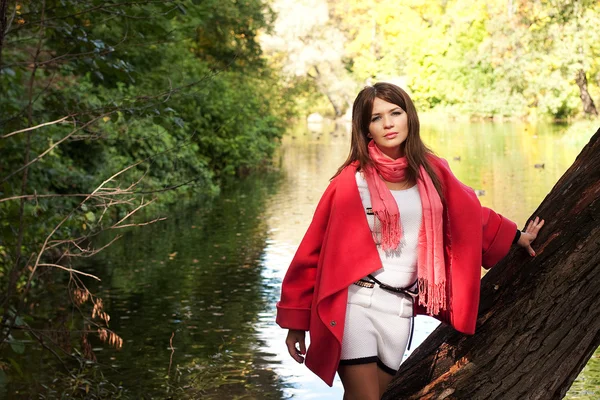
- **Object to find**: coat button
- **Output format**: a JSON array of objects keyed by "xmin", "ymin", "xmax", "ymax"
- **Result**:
[{"xmin": 330, "ymin": 320, "xmax": 336, "ymax": 327}]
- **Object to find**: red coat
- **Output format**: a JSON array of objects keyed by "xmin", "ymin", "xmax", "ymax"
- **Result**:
[{"xmin": 276, "ymin": 157, "xmax": 517, "ymax": 386}]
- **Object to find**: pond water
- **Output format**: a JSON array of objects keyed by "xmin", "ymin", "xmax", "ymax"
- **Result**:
[{"xmin": 5, "ymin": 120, "xmax": 599, "ymax": 399}]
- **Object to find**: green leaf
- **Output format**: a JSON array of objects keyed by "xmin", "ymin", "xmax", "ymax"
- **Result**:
[
  {"xmin": 85, "ymin": 212, "xmax": 96, "ymax": 222},
  {"xmin": 9, "ymin": 339, "xmax": 25, "ymax": 355},
  {"xmin": 173, "ymin": 117, "xmax": 185, "ymax": 128}
]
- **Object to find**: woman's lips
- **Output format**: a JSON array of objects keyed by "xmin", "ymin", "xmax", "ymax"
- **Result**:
[{"xmin": 384, "ymin": 132, "xmax": 398, "ymax": 139}]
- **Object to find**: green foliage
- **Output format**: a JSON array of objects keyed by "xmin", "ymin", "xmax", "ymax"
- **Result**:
[
  {"xmin": 0, "ymin": 0, "xmax": 289, "ymax": 255},
  {"xmin": 0, "ymin": 0, "xmax": 291, "ymax": 387},
  {"xmin": 323, "ymin": 0, "xmax": 600, "ymax": 119}
]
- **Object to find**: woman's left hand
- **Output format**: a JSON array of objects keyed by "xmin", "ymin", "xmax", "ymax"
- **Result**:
[{"xmin": 517, "ymin": 216, "xmax": 545, "ymax": 256}]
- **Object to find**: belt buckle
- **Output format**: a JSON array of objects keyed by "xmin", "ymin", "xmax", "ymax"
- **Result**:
[{"xmin": 353, "ymin": 279, "xmax": 375, "ymax": 289}]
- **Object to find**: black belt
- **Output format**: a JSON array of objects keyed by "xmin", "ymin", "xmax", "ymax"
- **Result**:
[
  {"xmin": 353, "ymin": 275, "xmax": 418, "ymax": 350},
  {"xmin": 354, "ymin": 275, "xmax": 418, "ymax": 299}
]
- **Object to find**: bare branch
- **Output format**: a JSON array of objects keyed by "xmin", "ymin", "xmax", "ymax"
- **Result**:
[
  {"xmin": 0, "ymin": 113, "xmax": 111, "ymax": 185},
  {"xmin": 134, "ymin": 177, "xmax": 201, "ymax": 194},
  {"xmin": 168, "ymin": 331, "xmax": 175, "ymax": 377},
  {"xmin": 0, "ymin": 193, "xmax": 95, "ymax": 204},
  {"xmin": 65, "ymin": 235, "xmax": 123, "ymax": 258},
  {"xmin": 111, "ymin": 216, "xmax": 167, "ymax": 229},
  {"xmin": 22, "ymin": 158, "xmax": 146, "ymax": 295},
  {"xmin": 38, "ymin": 264, "xmax": 101, "ymax": 281},
  {"xmin": 1, "ymin": 115, "xmax": 72, "ymax": 138},
  {"xmin": 113, "ymin": 198, "xmax": 152, "ymax": 227}
]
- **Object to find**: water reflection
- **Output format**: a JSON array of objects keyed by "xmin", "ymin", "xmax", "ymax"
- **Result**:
[
  {"xmin": 6, "ymin": 172, "xmax": 291, "ymax": 398},
  {"xmin": 89, "ymin": 173, "xmax": 291, "ymax": 398},
  {"xmin": 260, "ymin": 119, "xmax": 596, "ymax": 399},
  {"xmin": 4, "ymin": 119, "xmax": 597, "ymax": 399}
]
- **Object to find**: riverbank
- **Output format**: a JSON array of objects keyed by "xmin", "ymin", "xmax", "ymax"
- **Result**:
[{"xmin": 3, "ymin": 119, "xmax": 599, "ymax": 399}]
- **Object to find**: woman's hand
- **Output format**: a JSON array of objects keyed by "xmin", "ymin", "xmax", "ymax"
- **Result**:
[
  {"xmin": 517, "ymin": 216, "xmax": 545, "ymax": 256},
  {"xmin": 285, "ymin": 329, "xmax": 307, "ymax": 363}
]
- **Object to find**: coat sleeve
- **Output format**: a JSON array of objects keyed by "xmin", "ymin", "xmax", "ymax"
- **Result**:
[
  {"xmin": 481, "ymin": 207, "xmax": 517, "ymax": 269},
  {"xmin": 275, "ymin": 181, "xmax": 337, "ymax": 331}
]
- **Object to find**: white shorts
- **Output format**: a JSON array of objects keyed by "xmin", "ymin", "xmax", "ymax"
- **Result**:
[{"xmin": 339, "ymin": 283, "xmax": 414, "ymax": 375}]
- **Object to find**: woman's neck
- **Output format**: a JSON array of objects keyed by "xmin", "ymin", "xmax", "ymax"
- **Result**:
[{"xmin": 377, "ymin": 144, "xmax": 404, "ymax": 160}]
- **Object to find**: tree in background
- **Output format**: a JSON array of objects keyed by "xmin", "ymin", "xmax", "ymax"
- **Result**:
[
  {"xmin": 0, "ymin": 0, "xmax": 291, "ymax": 391},
  {"xmin": 283, "ymin": 0, "xmax": 600, "ymax": 119},
  {"xmin": 262, "ymin": 0, "xmax": 357, "ymax": 118},
  {"xmin": 524, "ymin": 0, "xmax": 600, "ymax": 117}
]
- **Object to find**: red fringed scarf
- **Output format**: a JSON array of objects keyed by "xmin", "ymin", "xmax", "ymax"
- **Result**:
[{"xmin": 363, "ymin": 140, "xmax": 446, "ymax": 315}]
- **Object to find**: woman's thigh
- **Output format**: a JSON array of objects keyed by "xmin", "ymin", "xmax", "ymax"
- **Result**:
[
  {"xmin": 338, "ymin": 363, "xmax": 380, "ymax": 400},
  {"xmin": 377, "ymin": 366, "xmax": 395, "ymax": 397}
]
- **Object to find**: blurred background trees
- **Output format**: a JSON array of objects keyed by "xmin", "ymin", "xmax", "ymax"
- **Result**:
[{"xmin": 264, "ymin": 0, "xmax": 600, "ymax": 120}]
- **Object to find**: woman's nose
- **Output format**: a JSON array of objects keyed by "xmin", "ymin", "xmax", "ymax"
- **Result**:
[{"xmin": 383, "ymin": 116, "xmax": 394, "ymax": 128}]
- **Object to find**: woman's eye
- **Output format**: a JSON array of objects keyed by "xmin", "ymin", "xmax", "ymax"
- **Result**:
[
  {"xmin": 371, "ymin": 116, "xmax": 381, "ymax": 122},
  {"xmin": 392, "ymin": 111, "xmax": 402, "ymax": 116}
]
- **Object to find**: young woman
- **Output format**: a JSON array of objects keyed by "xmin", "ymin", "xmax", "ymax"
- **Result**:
[{"xmin": 276, "ymin": 82, "xmax": 544, "ymax": 400}]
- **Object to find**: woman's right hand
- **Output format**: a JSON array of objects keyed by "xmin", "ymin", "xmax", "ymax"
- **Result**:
[{"xmin": 285, "ymin": 329, "xmax": 307, "ymax": 363}]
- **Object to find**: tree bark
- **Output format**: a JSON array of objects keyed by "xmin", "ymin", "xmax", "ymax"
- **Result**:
[
  {"xmin": 0, "ymin": 0, "xmax": 9, "ymax": 66},
  {"xmin": 383, "ymin": 128, "xmax": 600, "ymax": 400},
  {"xmin": 575, "ymin": 69, "xmax": 599, "ymax": 116}
]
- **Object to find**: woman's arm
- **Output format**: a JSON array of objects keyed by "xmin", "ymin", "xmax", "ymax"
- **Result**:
[{"xmin": 481, "ymin": 207, "xmax": 518, "ymax": 268}]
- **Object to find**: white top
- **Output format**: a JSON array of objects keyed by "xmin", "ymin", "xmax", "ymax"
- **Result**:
[{"xmin": 355, "ymin": 171, "xmax": 421, "ymax": 288}]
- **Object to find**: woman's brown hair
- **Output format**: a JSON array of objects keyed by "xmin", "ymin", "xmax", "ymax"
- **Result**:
[{"xmin": 334, "ymin": 82, "xmax": 444, "ymax": 201}]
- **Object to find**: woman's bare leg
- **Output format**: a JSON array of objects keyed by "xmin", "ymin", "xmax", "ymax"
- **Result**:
[
  {"xmin": 338, "ymin": 363, "xmax": 380, "ymax": 400},
  {"xmin": 377, "ymin": 366, "xmax": 395, "ymax": 397}
]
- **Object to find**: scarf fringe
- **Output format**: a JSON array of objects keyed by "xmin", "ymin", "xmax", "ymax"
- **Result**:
[{"xmin": 418, "ymin": 278, "xmax": 447, "ymax": 316}]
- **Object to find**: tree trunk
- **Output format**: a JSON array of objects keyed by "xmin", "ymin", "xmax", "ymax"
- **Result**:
[
  {"xmin": 309, "ymin": 65, "xmax": 347, "ymax": 119},
  {"xmin": 575, "ymin": 69, "xmax": 599, "ymax": 116},
  {"xmin": 383, "ymin": 128, "xmax": 600, "ymax": 400},
  {"xmin": 0, "ymin": 0, "xmax": 9, "ymax": 66}
]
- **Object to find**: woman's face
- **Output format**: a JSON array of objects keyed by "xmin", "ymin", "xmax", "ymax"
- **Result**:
[{"xmin": 368, "ymin": 97, "xmax": 408, "ymax": 159}]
